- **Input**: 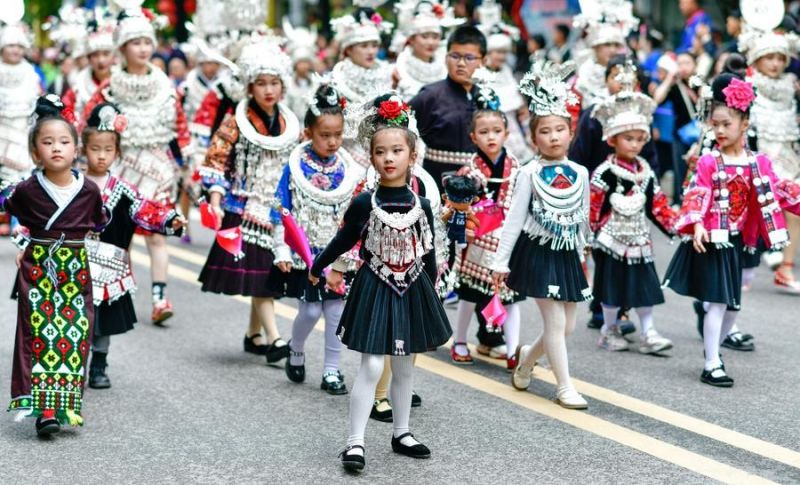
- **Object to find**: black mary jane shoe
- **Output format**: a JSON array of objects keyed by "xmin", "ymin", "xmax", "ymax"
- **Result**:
[
  {"xmin": 340, "ymin": 445, "xmax": 365, "ymax": 472},
  {"xmin": 391, "ymin": 432, "xmax": 431, "ymax": 459},
  {"xmin": 370, "ymin": 398, "xmax": 393, "ymax": 422},
  {"xmin": 265, "ymin": 338, "xmax": 289, "ymax": 364},
  {"xmin": 35, "ymin": 416, "xmax": 61, "ymax": 437},
  {"xmin": 244, "ymin": 334, "xmax": 267, "ymax": 355},
  {"xmin": 285, "ymin": 346, "xmax": 306, "ymax": 383},
  {"xmin": 411, "ymin": 391, "xmax": 422, "ymax": 408},
  {"xmin": 586, "ymin": 313, "xmax": 603, "ymax": 329},
  {"xmin": 700, "ymin": 367, "xmax": 734, "ymax": 388},
  {"xmin": 722, "ymin": 332, "xmax": 755, "ymax": 351},
  {"xmin": 320, "ymin": 370, "xmax": 348, "ymax": 395}
]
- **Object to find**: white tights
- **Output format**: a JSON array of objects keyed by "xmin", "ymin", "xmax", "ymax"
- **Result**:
[
  {"xmin": 347, "ymin": 354, "xmax": 415, "ymax": 452},
  {"xmin": 703, "ymin": 303, "xmax": 738, "ymax": 370},
  {"xmin": 453, "ymin": 300, "xmax": 520, "ymax": 357},
  {"xmin": 289, "ymin": 300, "xmax": 344, "ymax": 373},
  {"xmin": 519, "ymin": 299, "xmax": 577, "ymax": 393}
]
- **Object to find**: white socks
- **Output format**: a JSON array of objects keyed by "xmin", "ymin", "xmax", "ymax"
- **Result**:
[
  {"xmin": 703, "ymin": 303, "xmax": 738, "ymax": 370},
  {"xmin": 600, "ymin": 304, "xmax": 619, "ymax": 336},
  {"xmin": 531, "ymin": 298, "xmax": 577, "ymax": 391},
  {"xmin": 635, "ymin": 306, "xmax": 654, "ymax": 336},
  {"xmin": 347, "ymin": 354, "xmax": 415, "ymax": 451},
  {"xmin": 290, "ymin": 300, "xmax": 344, "ymax": 372},
  {"xmin": 504, "ymin": 303, "xmax": 521, "ymax": 358}
]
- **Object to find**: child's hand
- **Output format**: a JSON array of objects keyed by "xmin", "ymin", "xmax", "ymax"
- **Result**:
[
  {"xmin": 693, "ymin": 223, "xmax": 709, "ymax": 253},
  {"xmin": 172, "ymin": 216, "xmax": 187, "ymax": 231},
  {"xmin": 308, "ymin": 271, "xmax": 320, "ymax": 286},
  {"xmin": 492, "ymin": 271, "xmax": 508, "ymax": 287},
  {"xmin": 15, "ymin": 251, "xmax": 23, "ymax": 269},
  {"xmin": 325, "ymin": 269, "xmax": 345, "ymax": 293},
  {"xmin": 276, "ymin": 261, "xmax": 293, "ymax": 273},
  {"xmin": 465, "ymin": 228, "xmax": 475, "ymax": 242}
]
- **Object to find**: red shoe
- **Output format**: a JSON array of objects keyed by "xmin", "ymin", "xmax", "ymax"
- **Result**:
[
  {"xmin": 152, "ymin": 299, "xmax": 174, "ymax": 326},
  {"xmin": 450, "ymin": 343, "xmax": 474, "ymax": 365},
  {"xmin": 774, "ymin": 263, "xmax": 800, "ymax": 295},
  {"xmin": 506, "ymin": 354, "xmax": 517, "ymax": 373}
]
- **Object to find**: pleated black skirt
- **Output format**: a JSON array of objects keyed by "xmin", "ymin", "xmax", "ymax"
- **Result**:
[
  {"xmin": 663, "ymin": 236, "xmax": 743, "ymax": 310},
  {"xmin": 592, "ymin": 249, "xmax": 665, "ymax": 308},
  {"xmin": 507, "ymin": 235, "xmax": 592, "ymax": 302},
  {"xmin": 337, "ymin": 266, "xmax": 452, "ymax": 355},
  {"xmin": 198, "ymin": 211, "xmax": 284, "ymax": 298},
  {"xmin": 94, "ymin": 294, "xmax": 137, "ymax": 336}
]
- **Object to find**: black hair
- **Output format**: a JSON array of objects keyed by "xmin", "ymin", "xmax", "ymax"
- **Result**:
[
  {"xmin": 82, "ymin": 102, "xmax": 123, "ymax": 153},
  {"xmin": 722, "ymin": 52, "xmax": 747, "ymax": 78},
  {"xmin": 710, "ymin": 73, "xmax": 750, "ymax": 119},
  {"xmin": 28, "ymin": 95, "xmax": 78, "ymax": 155},
  {"xmin": 442, "ymin": 175, "xmax": 479, "ymax": 203},
  {"xmin": 471, "ymin": 85, "xmax": 507, "ymax": 131},
  {"xmin": 728, "ymin": 9, "xmax": 742, "ymax": 20},
  {"xmin": 304, "ymin": 84, "xmax": 346, "ymax": 128},
  {"xmin": 447, "ymin": 25, "xmax": 487, "ymax": 57},
  {"xmin": 530, "ymin": 33, "xmax": 547, "ymax": 50},
  {"xmin": 605, "ymin": 54, "xmax": 631, "ymax": 79},
  {"xmin": 366, "ymin": 94, "xmax": 418, "ymax": 157},
  {"xmin": 554, "ymin": 24, "xmax": 571, "ymax": 40},
  {"xmin": 529, "ymin": 114, "xmax": 572, "ymax": 134}
]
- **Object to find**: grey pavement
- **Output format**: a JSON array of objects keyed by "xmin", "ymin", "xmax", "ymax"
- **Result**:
[{"xmin": 1, "ymin": 221, "xmax": 799, "ymax": 484}]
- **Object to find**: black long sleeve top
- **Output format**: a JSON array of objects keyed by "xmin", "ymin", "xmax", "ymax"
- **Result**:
[{"xmin": 310, "ymin": 185, "xmax": 438, "ymax": 284}]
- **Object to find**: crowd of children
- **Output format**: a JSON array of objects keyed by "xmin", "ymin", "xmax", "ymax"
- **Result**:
[{"xmin": 4, "ymin": 0, "xmax": 800, "ymax": 476}]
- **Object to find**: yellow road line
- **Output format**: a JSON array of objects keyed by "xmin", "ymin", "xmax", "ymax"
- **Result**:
[
  {"xmin": 130, "ymin": 248, "xmax": 782, "ymax": 483},
  {"xmin": 136, "ymin": 238, "xmax": 800, "ymax": 470}
]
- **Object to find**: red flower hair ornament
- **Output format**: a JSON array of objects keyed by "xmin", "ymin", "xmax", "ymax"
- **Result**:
[
  {"xmin": 722, "ymin": 78, "xmax": 755, "ymax": 112},
  {"xmin": 377, "ymin": 96, "xmax": 411, "ymax": 126}
]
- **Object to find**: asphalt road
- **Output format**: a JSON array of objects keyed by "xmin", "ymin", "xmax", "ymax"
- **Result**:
[{"xmin": 1, "ymin": 219, "xmax": 799, "ymax": 484}]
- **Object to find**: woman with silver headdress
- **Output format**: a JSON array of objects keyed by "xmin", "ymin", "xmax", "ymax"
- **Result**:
[
  {"xmin": 83, "ymin": 3, "xmax": 190, "ymax": 325},
  {"xmin": 197, "ymin": 36, "xmax": 299, "ymax": 366}
]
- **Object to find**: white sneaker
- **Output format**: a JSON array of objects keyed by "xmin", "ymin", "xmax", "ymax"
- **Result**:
[
  {"xmin": 638, "ymin": 329, "xmax": 673, "ymax": 354},
  {"xmin": 556, "ymin": 388, "xmax": 588, "ymax": 410},
  {"xmin": 597, "ymin": 329, "xmax": 629, "ymax": 352},
  {"xmin": 511, "ymin": 345, "xmax": 535, "ymax": 391}
]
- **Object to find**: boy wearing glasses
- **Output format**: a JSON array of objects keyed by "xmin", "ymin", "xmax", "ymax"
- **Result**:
[{"xmin": 410, "ymin": 25, "xmax": 509, "ymax": 360}]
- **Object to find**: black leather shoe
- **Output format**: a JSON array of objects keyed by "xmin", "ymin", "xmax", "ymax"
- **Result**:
[
  {"xmin": 694, "ymin": 301, "xmax": 706, "ymax": 338},
  {"xmin": 411, "ymin": 391, "xmax": 422, "ymax": 408},
  {"xmin": 35, "ymin": 416, "xmax": 60, "ymax": 436},
  {"xmin": 722, "ymin": 332, "xmax": 755, "ymax": 351},
  {"xmin": 285, "ymin": 345, "xmax": 305, "ymax": 383},
  {"xmin": 391, "ymin": 432, "xmax": 431, "ymax": 458},
  {"xmin": 586, "ymin": 313, "xmax": 603, "ymax": 329},
  {"xmin": 370, "ymin": 398, "xmax": 393, "ymax": 422},
  {"xmin": 265, "ymin": 339, "xmax": 289, "ymax": 364},
  {"xmin": 700, "ymin": 367, "xmax": 734, "ymax": 387},
  {"xmin": 244, "ymin": 334, "xmax": 267, "ymax": 355},
  {"xmin": 320, "ymin": 370, "xmax": 348, "ymax": 395},
  {"xmin": 340, "ymin": 445, "xmax": 365, "ymax": 471},
  {"xmin": 89, "ymin": 366, "xmax": 111, "ymax": 389}
]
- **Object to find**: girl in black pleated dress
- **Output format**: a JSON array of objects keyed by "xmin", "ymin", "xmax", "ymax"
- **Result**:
[{"xmin": 309, "ymin": 94, "xmax": 451, "ymax": 472}]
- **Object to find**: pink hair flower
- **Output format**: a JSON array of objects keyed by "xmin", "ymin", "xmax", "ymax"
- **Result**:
[
  {"xmin": 722, "ymin": 78, "xmax": 755, "ymax": 112},
  {"xmin": 113, "ymin": 114, "xmax": 128, "ymax": 133},
  {"xmin": 370, "ymin": 13, "xmax": 383, "ymax": 25}
]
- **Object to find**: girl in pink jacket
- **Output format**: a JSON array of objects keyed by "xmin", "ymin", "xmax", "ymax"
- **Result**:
[{"xmin": 664, "ymin": 73, "xmax": 800, "ymax": 387}]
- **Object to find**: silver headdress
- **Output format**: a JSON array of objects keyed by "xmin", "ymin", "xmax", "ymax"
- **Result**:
[
  {"xmin": 519, "ymin": 60, "xmax": 578, "ymax": 118},
  {"xmin": 591, "ymin": 60, "xmax": 656, "ymax": 140},
  {"xmin": 393, "ymin": 0, "xmax": 464, "ymax": 44},
  {"xmin": 738, "ymin": 0, "xmax": 800, "ymax": 66},
  {"xmin": 304, "ymin": 74, "xmax": 347, "ymax": 116},
  {"xmin": 110, "ymin": 0, "xmax": 168, "ymax": 49},
  {"xmin": 354, "ymin": 92, "xmax": 418, "ymax": 152},
  {"xmin": 573, "ymin": 0, "xmax": 638, "ymax": 47},
  {"xmin": 235, "ymin": 34, "xmax": 292, "ymax": 87},
  {"xmin": 472, "ymin": 68, "xmax": 502, "ymax": 111},
  {"xmin": 331, "ymin": 1, "xmax": 394, "ymax": 51},
  {"xmin": 283, "ymin": 17, "xmax": 319, "ymax": 64},
  {"xmin": 477, "ymin": 0, "xmax": 520, "ymax": 52},
  {"xmin": 43, "ymin": 5, "xmax": 92, "ymax": 57},
  {"xmin": 0, "ymin": 0, "xmax": 31, "ymax": 50}
]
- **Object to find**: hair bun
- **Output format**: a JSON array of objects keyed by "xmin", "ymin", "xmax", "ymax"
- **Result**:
[
  {"xmin": 722, "ymin": 53, "xmax": 748, "ymax": 78},
  {"xmin": 86, "ymin": 102, "xmax": 124, "ymax": 132},
  {"xmin": 314, "ymin": 84, "xmax": 344, "ymax": 111},
  {"xmin": 711, "ymin": 73, "xmax": 739, "ymax": 104},
  {"xmin": 34, "ymin": 94, "xmax": 66, "ymax": 119}
]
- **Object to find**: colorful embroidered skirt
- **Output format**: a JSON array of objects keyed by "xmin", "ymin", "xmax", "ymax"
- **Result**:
[{"xmin": 9, "ymin": 243, "xmax": 93, "ymax": 426}]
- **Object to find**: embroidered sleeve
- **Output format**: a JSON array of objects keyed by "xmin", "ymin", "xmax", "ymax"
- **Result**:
[
  {"xmin": 62, "ymin": 88, "xmax": 77, "ymax": 115},
  {"xmin": 675, "ymin": 155, "xmax": 713, "ymax": 234},
  {"xmin": 174, "ymin": 95, "xmax": 191, "ymax": 153},
  {"xmin": 80, "ymin": 80, "xmax": 110, "ymax": 132},
  {"xmin": 0, "ymin": 183, "xmax": 17, "ymax": 214},
  {"xmin": 200, "ymin": 113, "xmax": 238, "ymax": 194},
  {"xmin": 646, "ymin": 175, "xmax": 678, "ymax": 236},
  {"xmin": 775, "ymin": 178, "xmax": 800, "ymax": 215},
  {"xmin": 271, "ymin": 164, "xmax": 293, "ymax": 224},
  {"xmin": 118, "ymin": 180, "xmax": 180, "ymax": 234},
  {"xmin": 93, "ymin": 191, "xmax": 110, "ymax": 232},
  {"xmin": 421, "ymin": 201, "xmax": 438, "ymax": 284},
  {"xmin": 589, "ymin": 164, "xmax": 611, "ymax": 233},
  {"xmin": 491, "ymin": 169, "xmax": 532, "ymax": 273}
]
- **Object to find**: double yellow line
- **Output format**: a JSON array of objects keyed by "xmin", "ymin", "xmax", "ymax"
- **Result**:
[{"xmin": 131, "ymin": 239, "xmax": 799, "ymax": 483}]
